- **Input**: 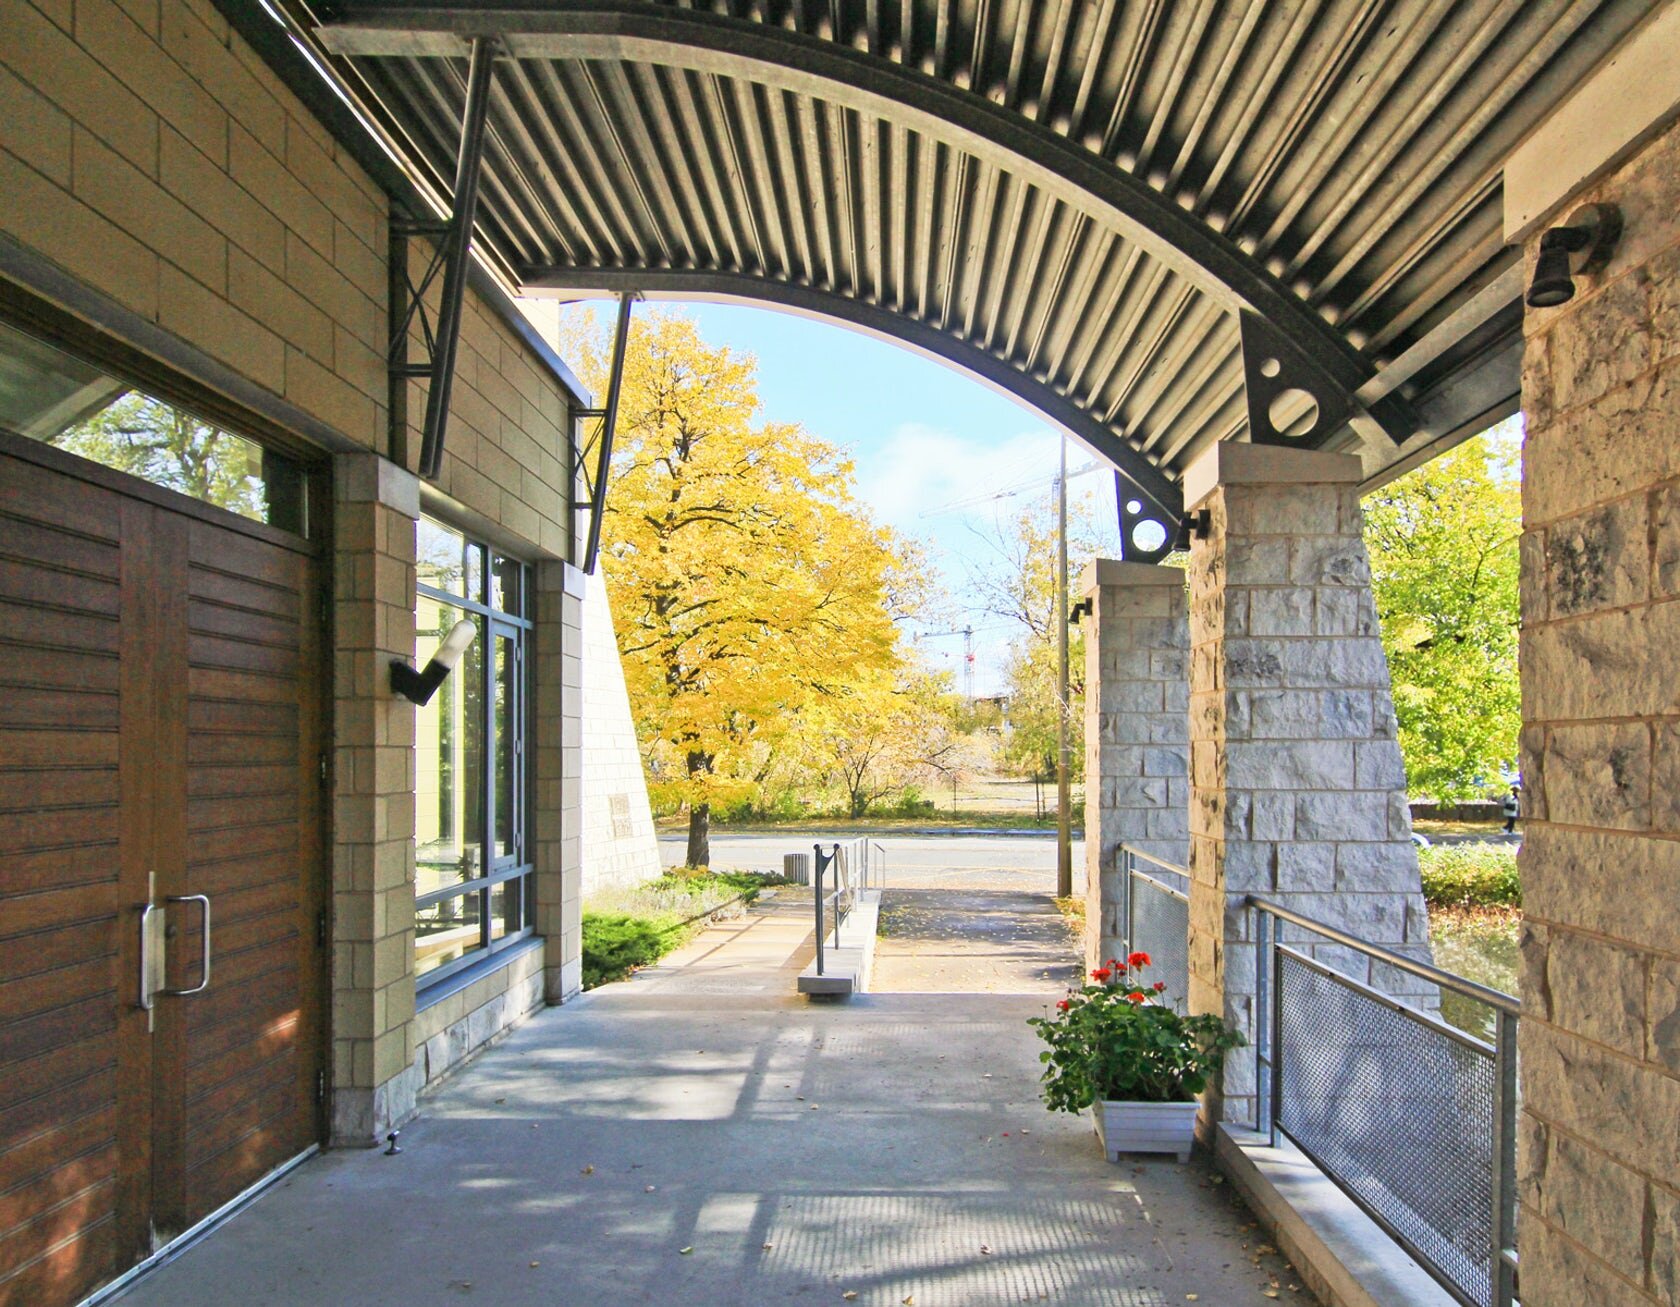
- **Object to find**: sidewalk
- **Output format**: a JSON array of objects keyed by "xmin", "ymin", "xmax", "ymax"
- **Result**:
[{"xmin": 116, "ymin": 895, "xmax": 1303, "ymax": 1306}]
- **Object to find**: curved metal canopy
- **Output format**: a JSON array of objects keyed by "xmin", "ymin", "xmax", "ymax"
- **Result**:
[{"xmin": 265, "ymin": 0, "xmax": 1648, "ymax": 523}]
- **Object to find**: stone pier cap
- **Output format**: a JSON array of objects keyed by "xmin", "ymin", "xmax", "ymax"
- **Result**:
[
  {"xmin": 1080, "ymin": 558, "xmax": 1190, "ymax": 595},
  {"xmin": 1182, "ymin": 443, "xmax": 1363, "ymax": 512}
]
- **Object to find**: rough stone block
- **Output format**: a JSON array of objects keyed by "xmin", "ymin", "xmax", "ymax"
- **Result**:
[
  {"xmin": 1545, "ymin": 496, "xmax": 1648, "ymax": 617},
  {"xmin": 1247, "ymin": 586, "xmax": 1316, "ymax": 636},
  {"xmin": 1543, "ymin": 721, "xmax": 1651, "ymax": 831},
  {"xmin": 1649, "ymin": 954, "xmax": 1680, "ymax": 1075},
  {"xmin": 1288, "ymin": 537, "xmax": 1371, "ymax": 587},
  {"xmin": 1275, "ymin": 841, "xmax": 1336, "ymax": 891},
  {"xmin": 1334, "ymin": 841, "xmax": 1420, "ymax": 891},
  {"xmin": 1226, "ymin": 739, "xmax": 1354, "ymax": 790},
  {"xmin": 1294, "ymin": 792, "xmax": 1389, "ymax": 842},
  {"xmin": 1534, "ymin": 1130, "xmax": 1648, "ymax": 1284}
]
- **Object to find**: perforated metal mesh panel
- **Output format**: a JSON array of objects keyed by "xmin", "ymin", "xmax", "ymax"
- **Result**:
[
  {"xmin": 1128, "ymin": 873, "xmax": 1189, "ymax": 1010},
  {"xmin": 1277, "ymin": 951, "xmax": 1495, "ymax": 1307}
]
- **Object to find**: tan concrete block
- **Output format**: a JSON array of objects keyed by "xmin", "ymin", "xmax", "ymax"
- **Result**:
[
  {"xmin": 158, "ymin": 125, "xmax": 285, "ymax": 276},
  {"xmin": 5, "ymin": 1, "xmax": 158, "ymax": 175},
  {"xmin": 228, "ymin": 120, "xmax": 332, "ymax": 256},
  {"xmin": 286, "ymin": 347, "xmax": 380, "ymax": 450},
  {"xmin": 0, "ymin": 66, "xmax": 72, "ymax": 185},
  {"xmin": 229, "ymin": 246, "xmax": 333, "ymax": 362},
  {"xmin": 1545, "ymin": 495, "xmax": 1649, "ymax": 618},
  {"xmin": 0, "ymin": 148, "xmax": 159, "ymax": 320},
  {"xmin": 371, "ymin": 1028, "xmax": 409, "ymax": 1085},
  {"xmin": 73, "ymin": 125, "xmax": 226, "ymax": 293},
  {"xmin": 158, "ymin": 263, "xmax": 284, "ymax": 392},
  {"xmin": 75, "ymin": 0, "xmax": 227, "ymax": 166},
  {"xmin": 1545, "ymin": 927, "xmax": 1647, "ymax": 1060},
  {"xmin": 1522, "ymin": 1020, "xmax": 1680, "ymax": 1181},
  {"xmin": 160, "ymin": 1, "xmax": 285, "ymax": 147},
  {"xmin": 1525, "ymin": 361, "xmax": 1680, "ymax": 525},
  {"xmin": 1542, "ymin": 721, "xmax": 1650, "ymax": 832}
]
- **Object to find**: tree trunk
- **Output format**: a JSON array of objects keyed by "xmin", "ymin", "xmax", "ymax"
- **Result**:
[{"xmin": 685, "ymin": 802, "xmax": 711, "ymax": 868}]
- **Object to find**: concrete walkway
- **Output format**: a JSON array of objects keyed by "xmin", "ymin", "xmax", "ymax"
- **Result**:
[
  {"xmin": 118, "ymin": 894, "xmax": 1305, "ymax": 1306},
  {"xmin": 873, "ymin": 887, "xmax": 1082, "ymax": 994}
]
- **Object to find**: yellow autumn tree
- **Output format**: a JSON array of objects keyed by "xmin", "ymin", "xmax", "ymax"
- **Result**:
[{"xmin": 563, "ymin": 309, "xmax": 915, "ymax": 865}]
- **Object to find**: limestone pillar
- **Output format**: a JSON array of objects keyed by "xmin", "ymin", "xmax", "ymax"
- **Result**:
[
  {"xmin": 534, "ymin": 560, "xmax": 586, "ymax": 1003},
  {"xmin": 1513, "ymin": 110, "xmax": 1680, "ymax": 1306},
  {"xmin": 1080, "ymin": 559, "xmax": 1189, "ymax": 971},
  {"xmin": 1184, "ymin": 443, "xmax": 1430, "ymax": 1128}
]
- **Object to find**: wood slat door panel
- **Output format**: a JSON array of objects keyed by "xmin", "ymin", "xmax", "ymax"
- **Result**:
[
  {"xmin": 0, "ymin": 467, "xmax": 136, "ymax": 1307},
  {"xmin": 167, "ymin": 520, "xmax": 323, "ymax": 1232},
  {"xmin": 0, "ymin": 447, "xmax": 326, "ymax": 1303}
]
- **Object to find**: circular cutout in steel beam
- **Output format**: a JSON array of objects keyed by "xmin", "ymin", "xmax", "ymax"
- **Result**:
[
  {"xmin": 1131, "ymin": 519, "xmax": 1169, "ymax": 554},
  {"xmin": 1267, "ymin": 387, "xmax": 1320, "ymax": 439}
]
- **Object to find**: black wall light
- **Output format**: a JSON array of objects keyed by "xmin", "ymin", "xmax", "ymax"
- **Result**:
[
  {"xmin": 1526, "ymin": 203, "xmax": 1622, "ymax": 308},
  {"xmin": 390, "ymin": 619, "xmax": 477, "ymax": 706}
]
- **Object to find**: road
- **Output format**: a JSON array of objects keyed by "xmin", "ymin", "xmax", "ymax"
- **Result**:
[{"xmin": 659, "ymin": 830, "xmax": 1087, "ymax": 890}]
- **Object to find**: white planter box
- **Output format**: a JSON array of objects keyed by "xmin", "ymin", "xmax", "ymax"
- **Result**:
[{"xmin": 1091, "ymin": 1098, "xmax": 1200, "ymax": 1163}]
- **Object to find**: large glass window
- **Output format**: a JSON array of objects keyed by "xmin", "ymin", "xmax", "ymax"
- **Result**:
[
  {"xmin": 0, "ymin": 319, "xmax": 307, "ymax": 533},
  {"xmin": 414, "ymin": 517, "xmax": 535, "ymax": 986}
]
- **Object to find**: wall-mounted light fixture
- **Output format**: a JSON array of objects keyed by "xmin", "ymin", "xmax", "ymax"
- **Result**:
[
  {"xmin": 390, "ymin": 619, "xmax": 477, "ymax": 706},
  {"xmin": 1526, "ymin": 203, "xmax": 1621, "ymax": 308},
  {"xmin": 1068, "ymin": 597, "xmax": 1093, "ymax": 624}
]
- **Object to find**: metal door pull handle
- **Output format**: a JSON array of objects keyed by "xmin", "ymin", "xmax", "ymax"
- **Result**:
[{"xmin": 158, "ymin": 894, "xmax": 212, "ymax": 996}]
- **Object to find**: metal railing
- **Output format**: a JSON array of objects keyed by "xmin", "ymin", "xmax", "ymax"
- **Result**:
[
  {"xmin": 1117, "ymin": 846, "xmax": 1191, "ymax": 1008},
  {"xmin": 1111, "ymin": 843, "xmax": 1520, "ymax": 1307},
  {"xmin": 1249, "ymin": 896, "xmax": 1520, "ymax": 1307},
  {"xmin": 812, "ymin": 838, "xmax": 887, "ymax": 976}
]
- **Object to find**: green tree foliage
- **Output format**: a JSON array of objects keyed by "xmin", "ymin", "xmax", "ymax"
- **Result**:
[{"xmin": 1363, "ymin": 422, "xmax": 1521, "ymax": 800}]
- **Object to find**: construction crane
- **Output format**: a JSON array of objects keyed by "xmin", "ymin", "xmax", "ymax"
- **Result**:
[{"xmin": 915, "ymin": 625, "xmax": 976, "ymax": 701}]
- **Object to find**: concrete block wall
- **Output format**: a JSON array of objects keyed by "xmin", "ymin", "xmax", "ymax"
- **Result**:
[
  {"xmin": 1079, "ymin": 559, "xmax": 1190, "ymax": 970},
  {"xmin": 330, "ymin": 453, "xmax": 420, "ymax": 1144},
  {"xmin": 579, "ymin": 570, "xmax": 665, "ymax": 896},
  {"xmin": 1184, "ymin": 444, "xmax": 1431, "ymax": 1128},
  {"xmin": 0, "ymin": 0, "xmax": 584, "ymax": 1144},
  {"xmin": 1515, "ymin": 113, "xmax": 1680, "ymax": 1307}
]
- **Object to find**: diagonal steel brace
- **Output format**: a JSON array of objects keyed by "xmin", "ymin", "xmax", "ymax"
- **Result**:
[{"xmin": 416, "ymin": 35, "xmax": 498, "ymax": 480}]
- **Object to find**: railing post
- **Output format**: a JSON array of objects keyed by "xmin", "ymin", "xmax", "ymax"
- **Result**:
[
  {"xmin": 1119, "ymin": 846, "xmax": 1133, "ymax": 957},
  {"xmin": 1255, "ymin": 905, "xmax": 1271, "ymax": 1140},
  {"xmin": 1268, "ymin": 910, "xmax": 1284, "ymax": 1147},
  {"xmin": 1492, "ymin": 1008, "xmax": 1519, "ymax": 1307},
  {"xmin": 813, "ymin": 842, "xmax": 825, "ymax": 977}
]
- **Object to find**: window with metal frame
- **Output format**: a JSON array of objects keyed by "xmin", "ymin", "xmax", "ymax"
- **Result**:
[
  {"xmin": 0, "ymin": 318, "xmax": 309, "ymax": 535},
  {"xmin": 414, "ymin": 516, "xmax": 534, "ymax": 986}
]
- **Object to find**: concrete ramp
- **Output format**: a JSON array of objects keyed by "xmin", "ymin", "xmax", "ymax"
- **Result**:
[{"xmin": 796, "ymin": 888, "xmax": 882, "ymax": 996}]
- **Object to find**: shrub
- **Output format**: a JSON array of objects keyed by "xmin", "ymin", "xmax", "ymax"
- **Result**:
[
  {"xmin": 581, "ymin": 912, "xmax": 673, "ymax": 989},
  {"xmin": 1028, "ymin": 953, "xmax": 1244, "ymax": 1110},
  {"xmin": 1418, "ymin": 842, "xmax": 1521, "ymax": 909}
]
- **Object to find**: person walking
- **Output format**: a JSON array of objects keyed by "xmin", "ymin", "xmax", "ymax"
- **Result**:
[{"xmin": 1503, "ymin": 783, "xmax": 1521, "ymax": 834}]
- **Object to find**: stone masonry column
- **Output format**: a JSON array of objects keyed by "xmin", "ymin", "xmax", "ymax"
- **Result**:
[
  {"xmin": 1512, "ymin": 104, "xmax": 1680, "ymax": 1305},
  {"xmin": 330, "ymin": 452, "xmax": 420, "ymax": 1145},
  {"xmin": 1080, "ymin": 559, "xmax": 1189, "ymax": 971},
  {"xmin": 1184, "ymin": 443, "xmax": 1431, "ymax": 1128}
]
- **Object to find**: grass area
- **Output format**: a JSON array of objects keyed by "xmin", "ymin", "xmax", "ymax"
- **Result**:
[
  {"xmin": 1413, "ymin": 818, "xmax": 1508, "ymax": 837},
  {"xmin": 1417, "ymin": 841, "xmax": 1520, "ymax": 909},
  {"xmin": 1431, "ymin": 905, "xmax": 1521, "ymax": 1035},
  {"xmin": 655, "ymin": 810, "xmax": 1071, "ymax": 833},
  {"xmin": 580, "ymin": 868, "xmax": 791, "ymax": 989},
  {"xmin": 1052, "ymin": 895, "xmax": 1086, "ymax": 931}
]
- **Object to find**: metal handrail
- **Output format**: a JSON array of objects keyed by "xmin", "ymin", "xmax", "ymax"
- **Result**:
[
  {"xmin": 1122, "ymin": 844, "xmax": 1189, "ymax": 878},
  {"xmin": 812, "ymin": 837, "xmax": 884, "ymax": 976},
  {"xmin": 1130, "ymin": 867, "xmax": 1188, "ymax": 904},
  {"xmin": 1246, "ymin": 893, "xmax": 1520, "ymax": 1015},
  {"xmin": 1246, "ymin": 893, "xmax": 1520, "ymax": 1307}
]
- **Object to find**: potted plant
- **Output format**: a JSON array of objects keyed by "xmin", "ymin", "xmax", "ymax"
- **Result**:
[{"xmin": 1028, "ymin": 952, "xmax": 1245, "ymax": 1163}]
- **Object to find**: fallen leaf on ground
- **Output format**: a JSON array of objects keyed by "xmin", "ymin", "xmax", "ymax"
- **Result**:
[
  {"xmin": 580, "ymin": 1165, "xmax": 594, "ymax": 1176},
  {"xmin": 842, "ymin": 1292, "xmax": 857, "ymax": 1301},
  {"xmin": 679, "ymin": 1247, "xmax": 693, "ymax": 1255}
]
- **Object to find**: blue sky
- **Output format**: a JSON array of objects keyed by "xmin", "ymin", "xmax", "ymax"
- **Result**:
[{"xmin": 540, "ymin": 299, "xmax": 1122, "ymax": 696}]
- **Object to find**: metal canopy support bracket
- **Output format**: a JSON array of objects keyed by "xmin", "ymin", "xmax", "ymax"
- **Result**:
[
  {"xmin": 1239, "ymin": 311, "xmax": 1367, "ymax": 451},
  {"xmin": 408, "ymin": 34, "xmax": 497, "ymax": 481},
  {"xmin": 1115, "ymin": 470, "xmax": 1180, "ymax": 566},
  {"xmin": 572, "ymin": 291, "xmax": 638, "ymax": 575}
]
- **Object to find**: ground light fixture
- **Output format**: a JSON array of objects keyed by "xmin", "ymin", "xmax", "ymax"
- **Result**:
[
  {"xmin": 1525, "ymin": 202, "xmax": 1622, "ymax": 308},
  {"xmin": 390, "ymin": 618, "xmax": 477, "ymax": 705}
]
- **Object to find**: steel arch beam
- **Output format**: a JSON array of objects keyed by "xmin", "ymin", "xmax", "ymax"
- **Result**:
[
  {"xmin": 317, "ymin": 2, "xmax": 1393, "ymax": 435},
  {"xmin": 521, "ymin": 264, "xmax": 1183, "ymax": 517}
]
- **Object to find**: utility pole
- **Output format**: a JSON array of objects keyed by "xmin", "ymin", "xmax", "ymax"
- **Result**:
[{"xmin": 1056, "ymin": 434, "xmax": 1072, "ymax": 898}]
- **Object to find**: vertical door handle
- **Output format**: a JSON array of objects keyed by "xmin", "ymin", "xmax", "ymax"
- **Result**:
[
  {"xmin": 159, "ymin": 894, "xmax": 212, "ymax": 996},
  {"xmin": 137, "ymin": 901, "xmax": 158, "ymax": 1010}
]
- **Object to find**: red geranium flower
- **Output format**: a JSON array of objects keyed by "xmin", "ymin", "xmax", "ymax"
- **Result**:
[
  {"xmin": 1126, "ymin": 991, "xmax": 1147, "ymax": 1004},
  {"xmin": 1091, "ymin": 968, "xmax": 1112, "ymax": 981},
  {"xmin": 1127, "ymin": 951, "xmax": 1152, "ymax": 968},
  {"xmin": 1153, "ymin": 981, "xmax": 1168, "ymax": 992},
  {"xmin": 1056, "ymin": 999, "xmax": 1070, "ymax": 1012}
]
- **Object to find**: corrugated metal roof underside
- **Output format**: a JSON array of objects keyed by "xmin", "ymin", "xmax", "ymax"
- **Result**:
[{"xmin": 323, "ymin": 0, "xmax": 1655, "ymax": 483}]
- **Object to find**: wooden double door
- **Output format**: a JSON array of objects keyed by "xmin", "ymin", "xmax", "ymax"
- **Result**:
[{"xmin": 0, "ymin": 440, "xmax": 327, "ymax": 1305}]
